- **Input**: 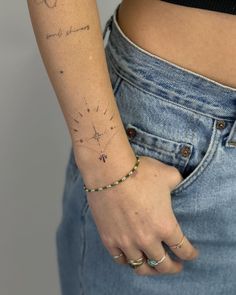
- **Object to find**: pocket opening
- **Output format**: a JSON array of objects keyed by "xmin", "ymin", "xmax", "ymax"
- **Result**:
[
  {"xmin": 171, "ymin": 119, "xmax": 220, "ymax": 195},
  {"xmin": 124, "ymin": 120, "xmax": 220, "ymax": 197}
]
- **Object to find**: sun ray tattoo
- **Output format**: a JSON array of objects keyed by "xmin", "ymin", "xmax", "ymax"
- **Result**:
[
  {"xmin": 66, "ymin": 97, "xmax": 119, "ymax": 163},
  {"xmin": 34, "ymin": 0, "xmax": 58, "ymax": 9}
]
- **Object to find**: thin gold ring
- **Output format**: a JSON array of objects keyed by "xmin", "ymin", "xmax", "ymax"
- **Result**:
[
  {"xmin": 147, "ymin": 251, "xmax": 167, "ymax": 267},
  {"xmin": 127, "ymin": 256, "xmax": 146, "ymax": 269},
  {"xmin": 113, "ymin": 253, "xmax": 124, "ymax": 260},
  {"xmin": 169, "ymin": 234, "xmax": 185, "ymax": 249}
]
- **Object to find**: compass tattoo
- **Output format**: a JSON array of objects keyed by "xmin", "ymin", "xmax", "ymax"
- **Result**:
[
  {"xmin": 68, "ymin": 96, "xmax": 119, "ymax": 163},
  {"xmin": 34, "ymin": 0, "xmax": 58, "ymax": 9}
]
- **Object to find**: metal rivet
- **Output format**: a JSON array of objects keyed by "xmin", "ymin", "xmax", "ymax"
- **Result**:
[
  {"xmin": 180, "ymin": 146, "xmax": 191, "ymax": 157},
  {"xmin": 126, "ymin": 127, "xmax": 137, "ymax": 139},
  {"xmin": 216, "ymin": 120, "xmax": 226, "ymax": 130}
]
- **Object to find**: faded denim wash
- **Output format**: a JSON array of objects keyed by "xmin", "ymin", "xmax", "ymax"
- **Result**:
[{"xmin": 56, "ymin": 4, "xmax": 236, "ymax": 295}]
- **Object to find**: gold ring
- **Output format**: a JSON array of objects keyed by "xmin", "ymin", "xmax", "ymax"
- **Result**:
[
  {"xmin": 169, "ymin": 234, "xmax": 185, "ymax": 249},
  {"xmin": 113, "ymin": 253, "xmax": 124, "ymax": 260},
  {"xmin": 127, "ymin": 256, "xmax": 146, "ymax": 269},
  {"xmin": 147, "ymin": 251, "xmax": 167, "ymax": 267}
]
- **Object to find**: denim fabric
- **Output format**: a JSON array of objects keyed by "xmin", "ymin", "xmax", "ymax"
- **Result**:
[{"xmin": 56, "ymin": 4, "xmax": 236, "ymax": 295}]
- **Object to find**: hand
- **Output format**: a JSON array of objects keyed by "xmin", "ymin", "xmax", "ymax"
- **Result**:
[{"xmin": 85, "ymin": 155, "xmax": 199, "ymax": 276}]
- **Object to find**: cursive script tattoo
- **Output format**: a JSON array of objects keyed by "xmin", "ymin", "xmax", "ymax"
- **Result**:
[
  {"xmin": 46, "ymin": 28, "xmax": 63, "ymax": 39},
  {"xmin": 34, "ymin": 0, "xmax": 57, "ymax": 9},
  {"xmin": 65, "ymin": 25, "xmax": 90, "ymax": 36},
  {"xmin": 67, "ymin": 97, "xmax": 119, "ymax": 163},
  {"xmin": 46, "ymin": 25, "xmax": 90, "ymax": 40}
]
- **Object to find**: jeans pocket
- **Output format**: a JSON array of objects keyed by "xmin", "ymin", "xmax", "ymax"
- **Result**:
[
  {"xmin": 113, "ymin": 74, "xmax": 222, "ymax": 197},
  {"xmin": 124, "ymin": 118, "xmax": 220, "ymax": 197},
  {"xmin": 170, "ymin": 118, "xmax": 220, "ymax": 195},
  {"xmin": 124, "ymin": 122, "xmax": 193, "ymax": 175}
]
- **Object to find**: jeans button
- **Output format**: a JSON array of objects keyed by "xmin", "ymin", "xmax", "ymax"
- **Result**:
[
  {"xmin": 216, "ymin": 120, "xmax": 226, "ymax": 130},
  {"xmin": 126, "ymin": 127, "xmax": 137, "ymax": 139}
]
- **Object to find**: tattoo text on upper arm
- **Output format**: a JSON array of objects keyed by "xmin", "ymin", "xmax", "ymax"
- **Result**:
[
  {"xmin": 34, "ymin": 0, "xmax": 58, "ymax": 9},
  {"xmin": 46, "ymin": 25, "xmax": 90, "ymax": 40},
  {"xmin": 67, "ymin": 96, "xmax": 119, "ymax": 163}
]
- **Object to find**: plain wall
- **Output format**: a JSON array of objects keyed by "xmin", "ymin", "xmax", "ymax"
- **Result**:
[{"xmin": 0, "ymin": 1, "xmax": 120, "ymax": 294}]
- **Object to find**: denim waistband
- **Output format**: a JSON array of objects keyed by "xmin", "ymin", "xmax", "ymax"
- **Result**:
[{"xmin": 103, "ymin": 4, "xmax": 236, "ymax": 121}]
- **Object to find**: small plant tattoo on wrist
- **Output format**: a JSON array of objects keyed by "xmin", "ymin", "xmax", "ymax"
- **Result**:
[{"xmin": 68, "ymin": 96, "xmax": 119, "ymax": 163}]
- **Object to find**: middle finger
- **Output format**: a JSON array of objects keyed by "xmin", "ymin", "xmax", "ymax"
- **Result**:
[{"xmin": 122, "ymin": 245, "xmax": 159, "ymax": 276}]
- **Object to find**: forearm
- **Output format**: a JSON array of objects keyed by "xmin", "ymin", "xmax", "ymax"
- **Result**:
[{"xmin": 26, "ymin": 0, "xmax": 136, "ymax": 186}]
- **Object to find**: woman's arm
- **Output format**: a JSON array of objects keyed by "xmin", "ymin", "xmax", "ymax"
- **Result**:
[
  {"xmin": 26, "ymin": 0, "xmax": 136, "ymax": 187},
  {"xmin": 26, "ymin": 1, "xmax": 198, "ymax": 276}
]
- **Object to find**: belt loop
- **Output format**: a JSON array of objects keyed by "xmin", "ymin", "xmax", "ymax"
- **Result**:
[
  {"xmin": 102, "ymin": 14, "xmax": 113, "ymax": 40},
  {"xmin": 102, "ymin": 3, "xmax": 121, "ymax": 41},
  {"xmin": 225, "ymin": 120, "xmax": 236, "ymax": 147}
]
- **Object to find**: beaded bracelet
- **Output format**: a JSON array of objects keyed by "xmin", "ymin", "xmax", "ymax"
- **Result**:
[{"xmin": 83, "ymin": 155, "xmax": 140, "ymax": 193}]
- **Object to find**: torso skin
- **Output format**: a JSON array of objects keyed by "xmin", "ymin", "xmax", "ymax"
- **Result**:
[{"xmin": 117, "ymin": 0, "xmax": 236, "ymax": 89}]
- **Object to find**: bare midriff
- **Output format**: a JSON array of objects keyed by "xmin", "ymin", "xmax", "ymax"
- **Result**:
[{"xmin": 117, "ymin": 0, "xmax": 236, "ymax": 89}]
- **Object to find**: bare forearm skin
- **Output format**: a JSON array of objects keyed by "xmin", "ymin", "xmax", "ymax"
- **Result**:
[{"xmin": 26, "ymin": 0, "xmax": 136, "ymax": 186}]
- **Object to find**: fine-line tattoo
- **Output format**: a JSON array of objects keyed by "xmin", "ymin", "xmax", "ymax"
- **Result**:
[
  {"xmin": 34, "ymin": 0, "xmax": 57, "ymax": 9},
  {"xmin": 46, "ymin": 25, "xmax": 90, "ymax": 40},
  {"xmin": 67, "ymin": 96, "xmax": 119, "ymax": 163}
]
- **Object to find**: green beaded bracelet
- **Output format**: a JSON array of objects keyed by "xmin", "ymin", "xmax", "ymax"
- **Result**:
[{"xmin": 83, "ymin": 155, "xmax": 140, "ymax": 193}]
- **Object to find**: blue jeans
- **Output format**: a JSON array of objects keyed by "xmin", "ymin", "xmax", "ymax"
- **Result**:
[{"xmin": 56, "ymin": 4, "xmax": 236, "ymax": 294}]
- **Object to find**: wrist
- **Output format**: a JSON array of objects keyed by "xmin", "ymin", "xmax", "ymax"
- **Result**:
[
  {"xmin": 83, "ymin": 151, "xmax": 137, "ymax": 192},
  {"xmin": 74, "ymin": 140, "xmax": 137, "ymax": 189}
]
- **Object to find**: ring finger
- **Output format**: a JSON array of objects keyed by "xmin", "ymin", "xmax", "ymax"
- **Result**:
[{"xmin": 142, "ymin": 240, "xmax": 183, "ymax": 274}]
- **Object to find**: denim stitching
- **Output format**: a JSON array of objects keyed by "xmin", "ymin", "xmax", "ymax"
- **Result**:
[
  {"xmin": 112, "ymin": 4, "xmax": 236, "ymax": 92},
  {"xmin": 107, "ymin": 50, "xmax": 235, "ymax": 123}
]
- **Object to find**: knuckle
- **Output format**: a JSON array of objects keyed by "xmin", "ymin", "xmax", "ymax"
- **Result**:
[
  {"xmin": 135, "ymin": 233, "xmax": 154, "ymax": 248},
  {"xmin": 160, "ymin": 222, "xmax": 177, "ymax": 239},
  {"xmin": 101, "ymin": 235, "xmax": 116, "ymax": 248},
  {"xmin": 117, "ymin": 235, "xmax": 132, "ymax": 249},
  {"xmin": 167, "ymin": 167, "xmax": 184, "ymax": 191},
  {"xmin": 171, "ymin": 166, "xmax": 183, "ymax": 182}
]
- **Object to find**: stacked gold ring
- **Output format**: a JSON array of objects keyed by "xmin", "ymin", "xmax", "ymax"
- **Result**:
[
  {"xmin": 113, "ymin": 253, "xmax": 124, "ymax": 260},
  {"xmin": 169, "ymin": 234, "xmax": 185, "ymax": 249},
  {"xmin": 127, "ymin": 256, "xmax": 146, "ymax": 269}
]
